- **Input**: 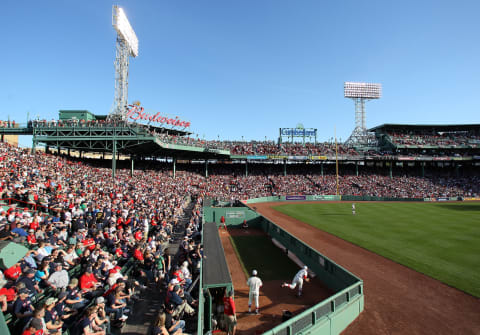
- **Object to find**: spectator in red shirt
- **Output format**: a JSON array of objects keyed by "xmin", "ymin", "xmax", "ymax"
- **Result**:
[
  {"xmin": 4, "ymin": 262, "xmax": 22, "ymax": 281},
  {"xmin": 133, "ymin": 245, "xmax": 144, "ymax": 262},
  {"xmin": 79, "ymin": 267, "xmax": 101, "ymax": 298},
  {"xmin": 223, "ymin": 290, "xmax": 237, "ymax": 335},
  {"xmin": 27, "ymin": 229, "xmax": 38, "ymax": 247}
]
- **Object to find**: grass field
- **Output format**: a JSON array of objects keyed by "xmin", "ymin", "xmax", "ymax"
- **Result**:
[
  {"xmin": 229, "ymin": 235, "xmax": 300, "ymax": 281},
  {"xmin": 273, "ymin": 202, "xmax": 480, "ymax": 297}
]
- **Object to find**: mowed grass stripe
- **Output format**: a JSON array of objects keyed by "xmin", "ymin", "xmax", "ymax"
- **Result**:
[
  {"xmin": 273, "ymin": 202, "xmax": 480, "ymax": 297},
  {"xmin": 229, "ymin": 235, "xmax": 300, "ymax": 281}
]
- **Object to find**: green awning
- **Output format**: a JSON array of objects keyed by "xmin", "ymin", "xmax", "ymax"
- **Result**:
[{"xmin": 0, "ymin": 241, "xmax": 29, "ymax": 269}]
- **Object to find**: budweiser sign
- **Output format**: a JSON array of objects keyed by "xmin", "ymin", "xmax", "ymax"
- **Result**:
[{"xmin": 126, "ymin": 105, "xmax": 191, "ymax": 128}]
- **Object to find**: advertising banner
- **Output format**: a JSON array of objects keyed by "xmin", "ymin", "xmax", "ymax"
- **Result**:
[
  {"xmin": 226, "ymin": 211, "xmax": 245, "ymax": 219},
  {"xmin": 464, "ymin": 197, "xmax": 480, "ymax": 201},
  {"xmin": 247, "ymin": 155, "xmax": 267, "ymax": 160},
  {"xmin": 311, "ymin": 156, "xmax": 328, "ymax": 160},
  {"xmin": 433, "ymin": 157, "xmax": 450, "ymax": 161},
  {"xmin": 286, "ymin": 195, "xmax": 307, "ymax": 201},
  {"xmin": 269, "ymin": 155, "xmax": 287, "ymax": 160},
  {"xmin": 280, "ymin": 128, "xmax": 316, "ymax": 137},
  {"xmin": 312, "ymin": 195, "xmax": 338, "ymax": 201}
]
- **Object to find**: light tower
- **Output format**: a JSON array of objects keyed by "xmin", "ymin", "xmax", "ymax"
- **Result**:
[
  {"xmin": 111, "ymin": 6, "xmax": 139, "ymax": 120},
  {"xmin": 344, "ymin": 82, "xmax": 381, "ymax": 145}
]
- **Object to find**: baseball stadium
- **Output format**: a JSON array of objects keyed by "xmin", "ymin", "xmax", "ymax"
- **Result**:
[{"xmin": 1, "ymin": 4, "xmax": 480, "ymax": 335}]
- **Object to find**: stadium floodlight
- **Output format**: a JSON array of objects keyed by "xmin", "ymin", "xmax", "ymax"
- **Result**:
[
  {"xmin": 344, "ymin": 82, "xmax": 381, "ymax": 99},
  {"xmin": 344, "ymin": 82, "xmax": 382, "ymax": 146},
  {"xmin": 112, "ymin": 6, "xmax": 138, "ymax": 58},
  {"xmin": 111, "ymin": 6, "xmax": 139, "ymax": 120}
]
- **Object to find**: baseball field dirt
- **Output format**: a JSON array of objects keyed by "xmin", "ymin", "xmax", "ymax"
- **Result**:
[
  {"xmin": 219, "ymin": 227, "xmax": 332, "ymax": 335},
  {"xmin": 249, "ymin": 201, "xmax": 480, "ymax": 335}
]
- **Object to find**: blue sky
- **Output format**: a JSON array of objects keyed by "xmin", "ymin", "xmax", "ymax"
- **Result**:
[{"xmin": 2, "ymin": 0, "xmax": 479, "ymax": 147}]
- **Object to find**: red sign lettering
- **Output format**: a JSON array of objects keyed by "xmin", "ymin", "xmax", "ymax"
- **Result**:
[{"xmin": 127, "ymin": 105, "xmax": 190, "ymax": 128}]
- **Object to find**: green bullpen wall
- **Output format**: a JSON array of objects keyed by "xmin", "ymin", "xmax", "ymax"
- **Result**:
[{"xmin": 202, "ymin": 202, "xmax": 364, "ymax": 335}]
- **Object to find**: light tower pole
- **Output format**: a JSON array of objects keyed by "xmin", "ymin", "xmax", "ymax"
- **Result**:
[
  {"xmin": 344, "ymin": 82, "xmax": 382, "ymax": 145},
  {"xmin": 111, "ymin": 6, "xmax": 138, "ymax": 120}
]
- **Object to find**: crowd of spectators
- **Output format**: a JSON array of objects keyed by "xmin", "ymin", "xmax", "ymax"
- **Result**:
[
  {"xmin": 388, "ymin": 132, "xmax": 480, "ymax": 148},
  {"xmin": 0, "ymin": 138, "xmax": 479, "ymax": 334},
  {"xmin": 0, "ymin": 121, "xmax": 16, "ymax": 128},
  {"xmin": 0, "ymin": 141, "xmax": 204, "ymax": 334}
]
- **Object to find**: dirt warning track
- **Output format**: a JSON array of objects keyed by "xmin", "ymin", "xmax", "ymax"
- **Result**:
[{"xmin": 250, "ymin": 201, "xmax": 480, "ymax": 335}]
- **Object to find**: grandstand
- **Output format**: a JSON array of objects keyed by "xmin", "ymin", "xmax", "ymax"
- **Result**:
[{"xmin": 0, "ymin": 115, "xmax": 479, "ymax": 335}]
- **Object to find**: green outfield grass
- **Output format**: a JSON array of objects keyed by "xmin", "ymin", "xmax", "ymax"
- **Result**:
[
  {"xmin": 229, "ymin": 235, "xmax": 300, "ymax": 281},
  {"xmin": 273, "ymin": 202, "xmax": 480, "ymax": 297}
]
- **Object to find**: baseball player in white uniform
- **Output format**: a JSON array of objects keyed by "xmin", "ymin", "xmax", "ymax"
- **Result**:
[
  {"xmin": 282, "ymin": 266, "xmax": 309, "ymax": 297},
  {"xmin": 352, "ymin": 203, "xmax": 356, "ymax": 215},
  {"xmin": 246, "ymin": 269, "xmax": 263, "ymax": 314}
]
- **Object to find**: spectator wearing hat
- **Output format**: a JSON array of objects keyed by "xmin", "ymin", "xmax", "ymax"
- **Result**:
[
  {"xmin": 93, "ymin": 296, "xmax": 111, "ymax": 334},
  {"xmin": 44, "ymin": 297, "xmax": 63, "ymax": 334},
  {"xmin": 47, "ymin": 263, "xmax": 69, "ymax": 290},
  {"xmin": 21, "ymin": 316, "xmax": 43, "ymax": 335},
  {"xmin": 23, "ymin": 307, "xmax": 47, "ymax": 335},
  {"xmin": 65, "ymin": 278, "xmax": 88, "ymax": 310},
  {"xmin": 17, "ymin": 267, "xmax": 41, "ymax": 295},
  {"xmin": 13, "ymin": 288, "xmax": 34, "ymax": 328}
]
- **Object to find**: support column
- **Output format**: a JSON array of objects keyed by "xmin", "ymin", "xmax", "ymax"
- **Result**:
[
  {"xmin": 283, "ymin": 159, "xmax": 287, "ymax": 176},
  {"xmin": 245, "ymin": 161, "xmax": 248, "ymax": 177},
  {"xmin": 68, "ymin": 149, "xmax": 71, "ymax": 157},
  {"xmin": 46, "ymin": 146, "xmax": 50, "ymax": 155},
  {"xmin": 321, "ymin": 163, "xmax": 323, "ymax": 177},
  {"xmin": 173, "ymin": 157, "xmax": 176, "ymax": 179},
  {"xmin": 112, "ymin": 140, "xmax": 117, "ymax": 178},
  {"xmin": 356, "ymin": 162, "xmax": 359, "ymax": 176},
  {"xmin": 389, "ymin": 162, "xmax": 393, "ymax": 178},
  {"xmin": 31, "ymin": 139, "xmax": 36, "ymax": 154},
  {"xmin": 130, "ymin": 156, "xmax": 134, "ymax": 177},
  {"xmin": 455, "ymin": 164, "xmax": 460, "ymax": 177},
  {"xmin": 421, "ymin": 163, "xmax": 425, "ymax": 177},
  {"xmin": 205, "ymin": 160, "xmax": 208, "ymax": 178}
]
